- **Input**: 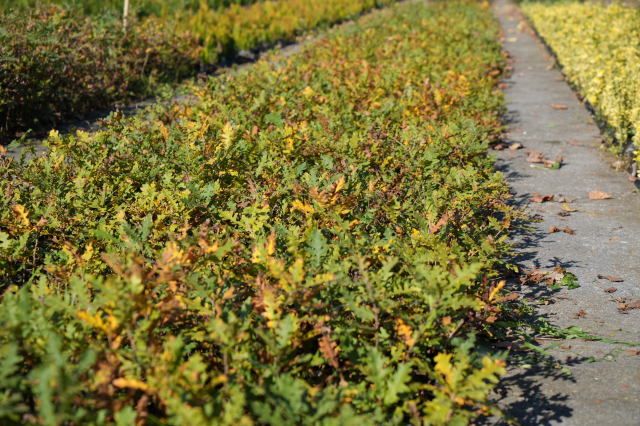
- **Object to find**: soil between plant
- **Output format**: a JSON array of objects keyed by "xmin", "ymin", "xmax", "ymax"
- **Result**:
[{"xmin": 487, "ymin": 1, "xmax": 640, "ymax": 425}]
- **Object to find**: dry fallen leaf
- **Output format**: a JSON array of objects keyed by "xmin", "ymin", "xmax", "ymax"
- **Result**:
[
  {"xmin": 498, "ymin": 83, "xmax": 510, "ymax": 89},
  {"xmin": 626, "ymin": 350, "xmax": 640, "ymax": 355},
  {"xmin": 559, "ymin": 345, "xmax": 572, "ymax": 350},
  {"xmin": 558, "ymin": 211, "xmax": 571, "ymax": 217},
  {"xmin": 526, "ymin": 151, "xmax": 546, "ymax": 163},
  {"xmin": 509, "ymin": 143, "xmax": 523, "ymax": 150},
  {"xmin": 551, "ymin": 103, "xmax": 568, "ymax": 110},
  {"xmin": 496, "ymin": 293, "xmax": 519, "ymax": 303},
  {"xmin": 568, "ymin": 140, "xmax": 583, "ymax": 146},
  {"xmin": 573, "ymin": 309, "xmax": 586, "ymax": 318},
  {"xmin": 531, "ymin": 194, "xmax": 554, "ymax": 203},
  {"xmin": 587, "ymin": 120, "xmax": 596, "ymax": 125},
  {"xmin": 493, "ymin": 143, "xmax": 508, "ymax": 150},
  {"xmin": 561, "ymin": 203, "xmax": 578, "ymax": 212},
  {"xmin": 597, "ymin": 274, "xmax": 623, "ymax": 282},
  {"xmin": 547, "ymin": 269, "xmax": 564, "ymax": 283},
  {"xmin": 550, "ymin": 226, "xmax": 575, "ymax": 235},
  {"xmin": 626, "ymin": 301, "xmax": 640, "ymax": 309},
  {"xmin": 558, "ymin": 196, "xmax": 573, "ymax": 203},
  {"xmin": 589, "ymin": 190, "xmax": 612, "ymax": 200},
  {"xmin": 604, "ymin": 287, "xmax": 617, "ymax": 293}
]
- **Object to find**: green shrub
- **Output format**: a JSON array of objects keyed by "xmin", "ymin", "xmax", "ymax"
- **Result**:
[
  {"xmin": 0, "ymin": 1, "xmax": 512, "ymax": 424},
  {"xmin": 0, "ymin": 5, "xmax": 201, "ymax": 140}
]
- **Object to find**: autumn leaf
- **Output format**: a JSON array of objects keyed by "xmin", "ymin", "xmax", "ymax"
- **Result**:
[
  {"xmin": 531, "ymin": 194, "xmax": 554, "ymax": 203},
  {"xmin": 589, "ymin": 190, "xmax": 612, "ymax": 200}
]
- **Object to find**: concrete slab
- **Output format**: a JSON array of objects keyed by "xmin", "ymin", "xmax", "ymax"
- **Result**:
[{"xmin": 487, "ymin": 0, "xmax": 640, "ymax": 424}]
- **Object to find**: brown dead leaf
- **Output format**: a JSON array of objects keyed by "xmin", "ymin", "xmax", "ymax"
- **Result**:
[
  {"xmin": 568, "ymin": 140, "xmax": 583, "ymax": 146},
  {"xmin": 620, "ymin": 303, "xmax": 627, "ymax": 309},
  {"xmin": 526, "ymin": 151, "xmax": 546, "ymax": 163},
  {"xmin": 626, "ymin": 350, "xmax": 640, "ymax": 355},
  {"xmin": 550, "ymin": 226, "xmax": 561, "ymax": 233},
  {"xmin": 429, "ymin": 214, "xmax": 449, "ymax": 234},
  {"xmin": 626, "ymin": 300, "xmax": 640, "ymax": 310},
  {"xmin": 604, "ymin": 287, "xmax": 617, "ymax": 293},
  {"xmin": 559, "ymin": 345, "xmax": 572, "ymax": 350},
  {"xmin": 558, "ymin": 196, "xmax": 572, "ymax": 203},
  {"xmin": 547, "ymin": 269, "xmax": 564, "ymax": 282},
  {"xmin": 318, "ymin": 335, "xmax": 340, "ymax": 369},
  {"xmin": 496, "ymin": 293, "xmax": 519, "ymax": 303},
  {"xmin": 531, "ymin": 194, "xmax": 554, "ymax": 203},
  {"xmin": 498, "ymin": 83, "xmax": 510, "ymax": 89},
  {"xmin": 520, "ymin": 269, "xmax": 546, "ymax": 286},
  {"xmin": 551, "ymin": 103, "xmax": 568, "ymax": 110},
  {"xmin": 558, "ymin": 211, "xmax": 571, "ymax": 217},
  {"xmin": 573, "ymin": 309, "xmax": 586, "ymax": 318},
  {"xmin": 597, "ymin": 274, "xmax": 623, "ymax": 282},
  {"xmin": 587, "ymin": 120, "xmax": 596, "ymax": 125},
  {"xmin": 589, "ymin": 190, "xmax": 612, "ymax": 200},
  {"xmin": 486, "ymin": 315, "xmax": 498, "ymax": 323},
  {"xmin": 509, "ymin": 143, "xmax": 523, "ymax": 150},
  {"xmin": 564, "ymin": 226, "xmax": 576, "ymax": 235},
  {"xmin": 561, "ymin": 203, "xmax": 578, "ymax": 212},
  {"xmin": 493, "ymin": 143, "xmax": 508, "ymax": 150}
]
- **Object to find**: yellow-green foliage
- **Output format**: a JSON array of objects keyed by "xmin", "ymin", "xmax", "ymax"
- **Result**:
[
  {"xmin": 523, "ymin": 1, "xmax": 640, "ymax": 157},
  {"xmin": 0, "ymin": 1, "xmax": 511, "ymax": 424},
  {"xmin": 190, "ymin": 0, "xmax": 394, "ymax": 64}
]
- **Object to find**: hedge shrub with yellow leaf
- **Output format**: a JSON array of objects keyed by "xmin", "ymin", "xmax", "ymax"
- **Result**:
[
  {"xmin": 522, "ymin": 1, "xmax": 640, "ymax": 160},
  {"xmin": 0, "ymin": 1, "xmax": 512, "ymax": 424}
]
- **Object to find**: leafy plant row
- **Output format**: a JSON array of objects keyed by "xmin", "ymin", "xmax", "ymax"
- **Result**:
[
  {"xmin": 1, "ymin": 0, "xmax": 393, "ymax": 141},
  {"xmin": 1, "ymin": 0, "xmax": 263, "ymax": 16},
  {"xmin": 522, "ymin": 1, "xmax": 640, "ymax": 160},
  {"xmin": 0, "ymin": 6, "xmax": 201, "ymax": 141},
  {"xmin": 0, "ymin": 1, "xmax": 512, "ymax": 424},
  {"xmin": 188, "ymin": 0, "xmax": 395, "ymax": 65}
]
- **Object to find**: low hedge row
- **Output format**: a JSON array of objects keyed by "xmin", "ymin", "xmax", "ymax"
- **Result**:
[
  {"xmin": 188, "ymin": 0, "xmax": 395, "ymax": 64},
  {"xmin": 0, "ymin": 1, "xmax": 512, "ymax": 424},
  {"xmin": 0, "ymin": 6, "xmax": 201, "ymax": 140},
  {"xmin": 522, "ymin": 1, "xmax": 640, "ymax": 157},
  {"xmin": 1, "ymin": 0, "xmax": 394, "ymax": 142},
  {"xmin": 1, "ymin": 0, "xmax": 263, "ymax": 16}
]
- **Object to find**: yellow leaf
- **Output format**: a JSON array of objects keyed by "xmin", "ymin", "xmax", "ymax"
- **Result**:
[
  {"xmin": 221, "ymin": 121, "xmax": 235, "ymax": 148},
  {"xmin": 267, "ymin": 232, "xmax": 276, "ymax": 256},
  {"xmin": 112, "ymin": 378, "xmax": 149, "ymax": 391},
  {"xmin": 561, "ymin": 203, "xmax": 578, "ymax": 212},
  {"xmin": 81, "ymin": 242, "xmax": 94, "ymax": 262},
  {"xmin": 13, "ymin": 205, "xmax": 30, "ymax": 227},
  {"xmin": 395, "ymin": 318, "xmax": 415, "ymax": 348},
  {"xmin": 489, "ymin": 280, "xmax": 506, "ymax": 302},
  {"xmin": 291, "ymin": 199, "xmax": 315, "ymax": 214},
  {"xmin": 302, "ymin": 86, "xmax": 315, "ymax": 98}
]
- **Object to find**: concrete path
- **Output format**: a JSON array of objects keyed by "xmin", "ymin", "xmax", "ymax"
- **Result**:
[{"xmin": 488, "ymin": 1, "xmax": 640, "ymax": 424}]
